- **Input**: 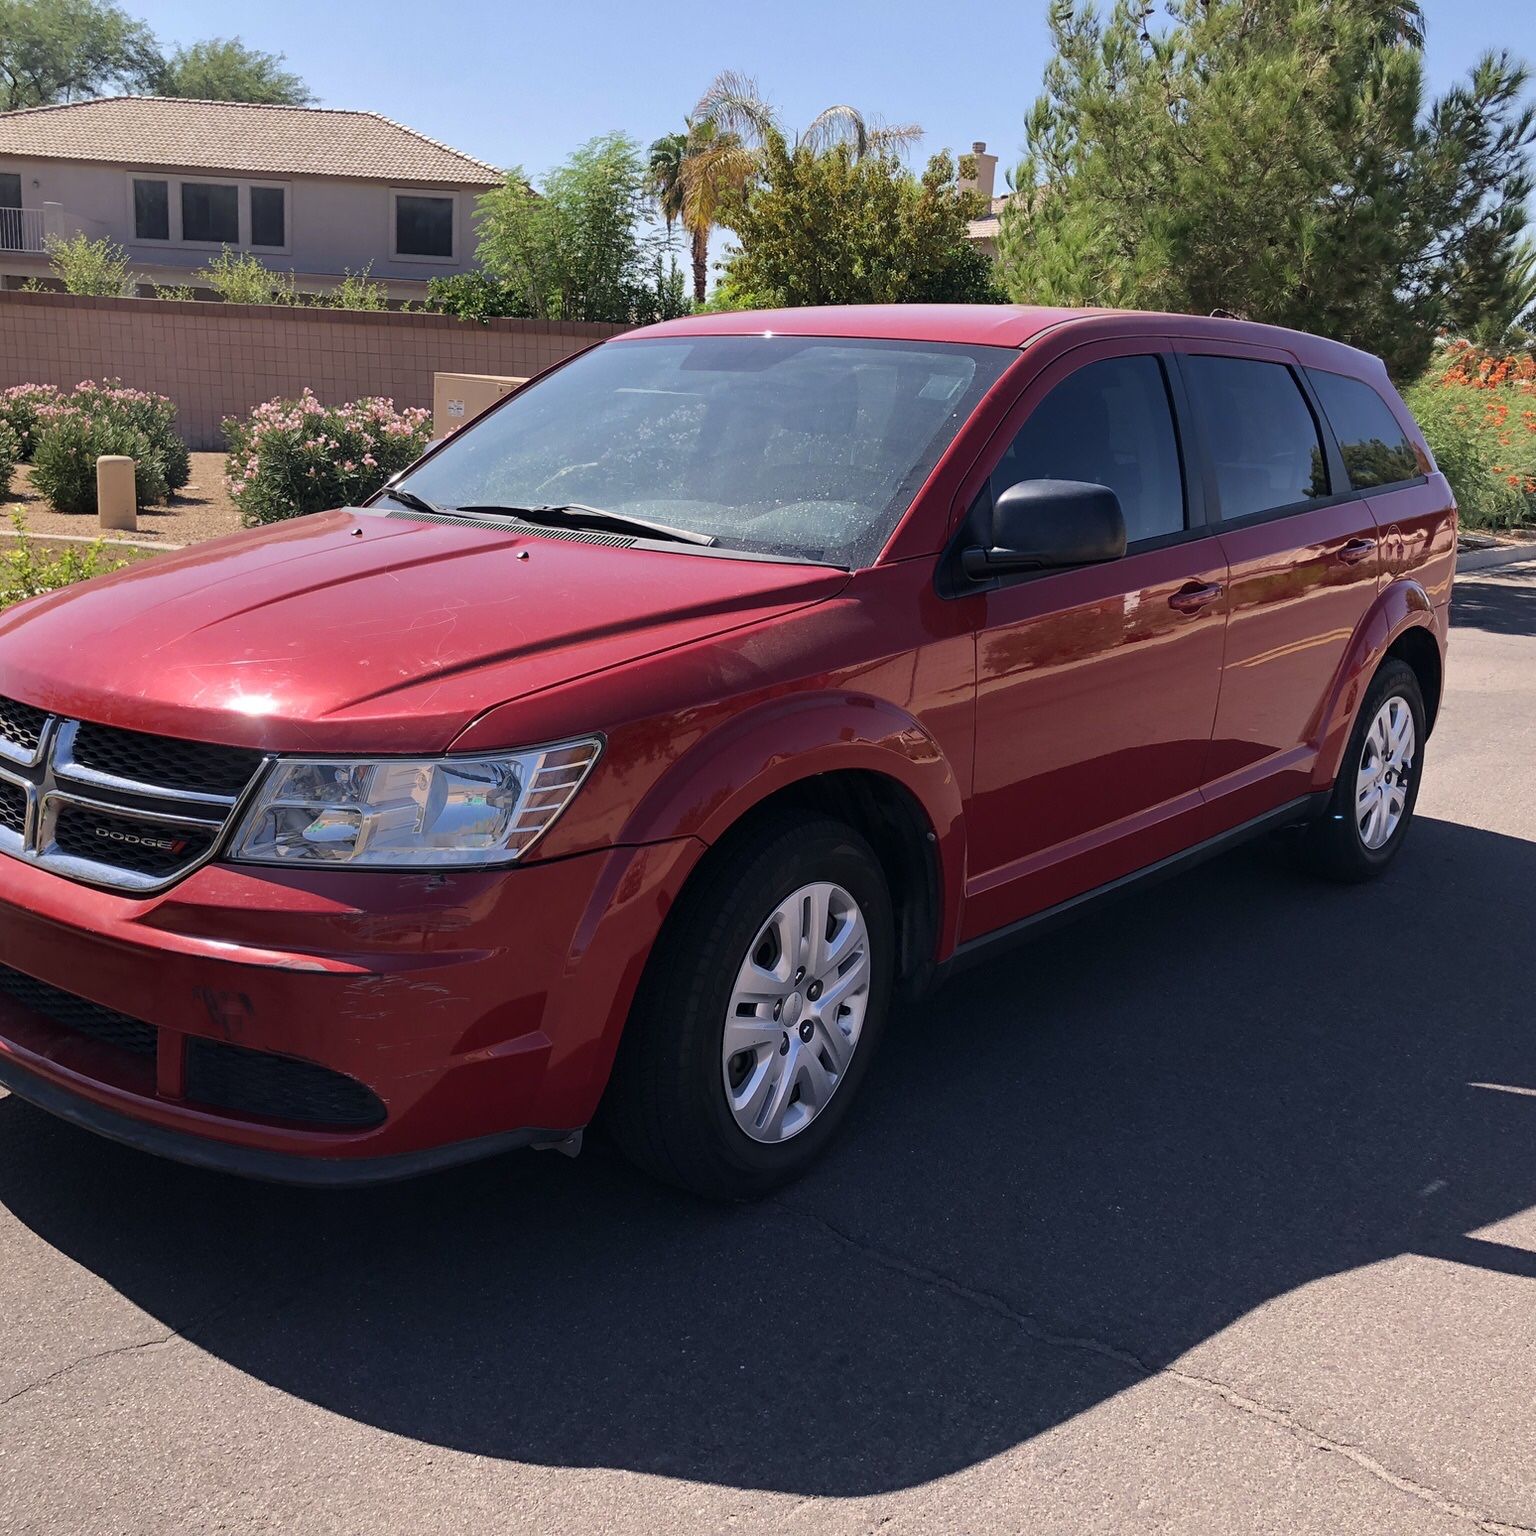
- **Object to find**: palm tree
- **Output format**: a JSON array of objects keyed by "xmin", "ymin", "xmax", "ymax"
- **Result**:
[{"xmin": 655, "ymin": 74, "xmax": 923, "ymax": 305}]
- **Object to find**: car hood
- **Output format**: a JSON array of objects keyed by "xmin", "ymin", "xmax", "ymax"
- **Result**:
[{"xmin": 0, "ymin": 510, "xmax": 850, "ymax": 753}]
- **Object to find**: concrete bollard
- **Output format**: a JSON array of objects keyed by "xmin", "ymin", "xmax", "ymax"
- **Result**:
[{"xmin": 96, "ymin": 455, "xmax": 136, "ymax": 532}]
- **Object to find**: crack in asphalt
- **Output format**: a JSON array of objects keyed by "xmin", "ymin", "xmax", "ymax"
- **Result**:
[
  {"xmin": 0, "ymin": 1327, "xmax": 185, "ymax": 1411},
  {"xmin": 778, "ymin": 1201, "xmax": 1536, "ymax": 1536}
]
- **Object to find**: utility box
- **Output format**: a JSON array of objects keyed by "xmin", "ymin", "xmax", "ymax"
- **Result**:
[{"xmin": 432, "ymin": 373, "xmax": 526, "ymax": 440}]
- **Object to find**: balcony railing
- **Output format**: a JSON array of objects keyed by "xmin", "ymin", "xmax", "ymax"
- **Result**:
[{"xmin": 0, "ymin": 207, "xmax": 47, "ymax": 254}]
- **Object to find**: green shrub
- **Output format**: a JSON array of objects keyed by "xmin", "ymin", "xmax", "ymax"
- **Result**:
[
  {"xmin": 328, "ymin": 266, "xmax": 390, "ymax": 311},
  {"xmin": 425, "ymin": 270, "xmax": 533, "ymax": 323},
  {"xmin": 224, "ymin": 391, "xmax": 432, "ymax": 525},
  {"xmin": 68, "ymin": 381, "xmax": 190, "ymax": 493},
  {"xmin": 1403, "ymin": 345, "xmax": 1536, "ymax": 531},
  {"xmin": 31, "ymin": 410, "xmax": 169, "ymax": 514},
  {"xmin": 45, "ymin": 233, "xmax": 134, "ymax": 297},
  {"xmin": 0, "ymin": 421, "xmax": 17, "ymax": 499},
  {"xmin": 195, "ymin": 247, "xmax": 299, "ymax": 305},
  {"xmin": 152, "ymin": 284, "xmax": 198, "ymax": 302},
  {"xmin": 0, "ymin": 384, "xmax": 66, "ymax": 460},
  {"xmin": 0, "ymin": 513, "xmax": 124, "ymax": 608}
]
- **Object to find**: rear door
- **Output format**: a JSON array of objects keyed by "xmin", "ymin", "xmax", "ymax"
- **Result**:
[
  {"xmin": 1174, "ymin": 347, "xmax": 1382, "ymax": 827},
  {"xmin": 0, "ymin": 173, "xmax": 21, "ymax": 252},
  {"xmin": 958, "ymin": 345, "xmax": 1230, "ymax": 940}
]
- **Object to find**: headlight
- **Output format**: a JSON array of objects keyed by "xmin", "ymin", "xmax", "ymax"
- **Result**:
[{"xmin": 228, "ymin": 738, "xmax": 602, "ymax": 868}]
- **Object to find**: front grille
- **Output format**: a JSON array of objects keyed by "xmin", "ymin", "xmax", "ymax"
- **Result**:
[
  {"xmin": 68, "ymin": 721, "xmax": 264, "ymax": 801},
  {"xmin": 0, "ymin": 961, "xmax": 386, "ymax": 1130},
  {"xmin": 0, "ymin": 963, "xmax": 157, "ymax": 1056},
  {"xmin": 186, "ymin": 1038, "xmax": 387, "ymax": 1129},
  {"xmin": 0, "ymin": 696, "xmax": 47, "ymax": 760},
  {"xmin": 0, "ymin": 695, "xmax": 266, "ymax": 891},
  {"xmin": 51, "ymin": 803, "xmax": 219, "ymax": 879},
  {"xmin": 0, "ymin": 778, "xmax": 26, "ymax": 837}
]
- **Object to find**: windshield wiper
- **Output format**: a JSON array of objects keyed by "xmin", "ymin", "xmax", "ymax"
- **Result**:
[
  {"xmin": 454, "ymin": 502, "xmax": 716, "ymax": 547},
  {"xmin": 379, "ymin": 485, "xmax": 443, "ymax": 517}
]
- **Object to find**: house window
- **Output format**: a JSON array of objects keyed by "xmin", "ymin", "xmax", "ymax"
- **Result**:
[
  {"xmin": 394, "ymin": 193, "xmax": 454, "ymax": 258},
  {"xmin": 249, "ymin": 185, "xmax": 285, "ymax": 249},
  {"xmin": 181, "ymin": 182, "xmax": 239, "ymax": 244},
  {"xmin": 133, "ymin": 178, "xmax": 169, "ymax": 242}
]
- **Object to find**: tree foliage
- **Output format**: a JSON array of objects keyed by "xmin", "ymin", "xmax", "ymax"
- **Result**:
[
  {"xmin": 0, "ymin": 0, "xmax": 157, "ymax": 109},
  {"xmin": 996, "ymin": 0, "xmax": 1535, "ymax": 379},
  {"xmin": 0, "ymin": 3, "xmax": 311, "ymax": 110},
  {"xmin": 718, "ymin": 134, "xmax": 1000, "ymax": 308},
  {"xmin": 153, "ymin": 36, "xmax": 311, "ymax": 105},
  {"xmin": 473, "ymin": 133, "xmax": 689, "ymax": 325}
]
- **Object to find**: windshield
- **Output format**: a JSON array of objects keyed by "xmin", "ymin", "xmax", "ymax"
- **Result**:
[{"xmin": 391, "ymin": 334, "xmax": 1014, "ymax": 566}]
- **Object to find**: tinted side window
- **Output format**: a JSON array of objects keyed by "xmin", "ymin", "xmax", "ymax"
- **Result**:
[
  {"xmin": 991, "ymin": 355, "xmax": 1186, "ymax": 544},
  {"xmin": 1183, "ymin": 356, "xmax": 1329, "ymax": 519},
  {"xmin": 1306, "ymin": 369, "xmax": 1420, "ymax": 490}
]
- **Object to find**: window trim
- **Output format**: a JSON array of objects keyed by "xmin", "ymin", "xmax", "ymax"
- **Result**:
[
  {"xmin": 129, "ymin": 176, "xmax": 171, "ymax": 244},
  {"xmin": 1303, "ymin": 366, "xmax": 1424, "ymax": 496},
  {"xmin": 938, "ymin": 344, "xmax": 1213, "ymax": 598},
  {"xmin": 245, "ymin": 180, "xmax": 291, "ymax": 255},
  {"xmin": 390, "ymin": 188, "xmax": 458, "ymax": 263},
  {"xmin": 1170, "ymin": 351, "xmax": 1340, "ymax": 527},
  {"xmin": 176, "ymin": 177, "xmax": 243, "ymax": 250},
  {"xmin": 121, "ymin": 173, "xmax": 292, "ymax": 255}
]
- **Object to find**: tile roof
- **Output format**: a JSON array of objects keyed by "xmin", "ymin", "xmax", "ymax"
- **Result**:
[{"xmin": 0, "ymin": 97, "xmax": 504, "ymax": 187}]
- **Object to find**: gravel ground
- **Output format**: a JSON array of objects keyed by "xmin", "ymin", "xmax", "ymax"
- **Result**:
[{"xmin": 5, "ymin": 452, "xmax": 242, "ymax": 546}]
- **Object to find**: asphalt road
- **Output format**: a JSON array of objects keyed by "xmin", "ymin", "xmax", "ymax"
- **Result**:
[{"xmin": 3, "ymin": 563, "xmax": 1535, "ymax": 1536}]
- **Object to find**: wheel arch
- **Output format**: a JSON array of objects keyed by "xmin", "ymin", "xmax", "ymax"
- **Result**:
[
  {"xmin": 617, "ymin": 693, "xmax": 968, "ymax": 981},
  {"xmin": 1313, "ymin": 577, "xmax": 1442, "ymax": 790}
]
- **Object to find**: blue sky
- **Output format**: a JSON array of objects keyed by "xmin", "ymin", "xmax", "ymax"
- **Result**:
[{"xmin": 131, "ymin": 0, "xmax": 1536, "ymax": 183}]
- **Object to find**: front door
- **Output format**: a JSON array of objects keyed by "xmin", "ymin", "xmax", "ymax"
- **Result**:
[{"xmin": 959, "ymin": 349, "xmax": 1229, "ymax": 940}]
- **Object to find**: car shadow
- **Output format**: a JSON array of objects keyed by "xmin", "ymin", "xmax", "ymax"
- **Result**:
[
  {"xmin": 1452, "ymin": 567, "xmax": 1536, "ymax": 637},
  {"xmin": 2, "ymin": 808, "xmax": 1534, "ymax": 1496}
]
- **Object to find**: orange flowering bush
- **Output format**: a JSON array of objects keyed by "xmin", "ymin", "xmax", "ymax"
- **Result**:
[{"xmin": 1403, "ymin": 343, "xmax": 1536, "ymax": 530}]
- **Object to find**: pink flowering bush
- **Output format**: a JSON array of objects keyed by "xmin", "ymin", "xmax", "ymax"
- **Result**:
[
  {"xmin": 0, "ymin": 419, "xmax": 17, "ymax": 499},
  {"xmin": 223, "ymin": 390, "xmax": 432, "ymax": 526},
  {"xmin": 0, "ymin": 384, "xmax": 65, "ymax": 461},
  {"xmin": 25, "ymin": 380, "xmax": 190, "ymax": 515}
]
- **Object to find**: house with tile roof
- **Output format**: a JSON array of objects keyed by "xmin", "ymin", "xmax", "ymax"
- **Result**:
[{"xmin": 0, "ymin": 97, "xmax": 505, "ymax": 300}]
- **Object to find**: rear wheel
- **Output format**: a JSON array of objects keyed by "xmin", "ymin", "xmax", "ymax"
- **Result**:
[
  {"xmin": 604, "ymin": 812, "xmax": 895, "ymax": 1200},
  {"xmin": 1299, "ymin": 658, "xmax": 1425, "ymax": 882}
]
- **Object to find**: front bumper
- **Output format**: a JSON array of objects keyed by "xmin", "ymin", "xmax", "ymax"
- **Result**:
[{"xmin": 0, "ymin": 838, "xmax": 701, "ymax": 1177}]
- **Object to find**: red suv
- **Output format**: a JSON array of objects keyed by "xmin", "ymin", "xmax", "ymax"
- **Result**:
[{"xmin": 0, "ymin": 306, "xmax": 1453, "ymax": 1198}]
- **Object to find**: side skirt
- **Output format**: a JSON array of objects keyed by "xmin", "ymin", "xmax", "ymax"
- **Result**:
[{"xmin": 937, "ymin": 792, "xmax": 1327, "ymax": 982}]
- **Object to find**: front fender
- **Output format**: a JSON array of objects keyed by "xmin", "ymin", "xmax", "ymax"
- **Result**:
[
  {"xmin": 1312, "ymin": 577, "xmax": 1440, "ymax": 791},
  {"xmin": 619, "ymin": 692, "xmax": 970, "ymax": 958}
]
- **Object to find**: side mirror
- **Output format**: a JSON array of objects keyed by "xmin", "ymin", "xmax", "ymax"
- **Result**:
[{"xmin": 961, "ymin": 479, "xmax": 1127, "ymax": 580}]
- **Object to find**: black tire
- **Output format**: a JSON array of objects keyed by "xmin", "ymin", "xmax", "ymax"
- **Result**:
[
  {"xmin": 1298, "ymin": 658, "xmax": 1426, "ymax": 883},
  {"xmin": 603, "ymin": 812, "xmax": 896, "ymax": 1201}
]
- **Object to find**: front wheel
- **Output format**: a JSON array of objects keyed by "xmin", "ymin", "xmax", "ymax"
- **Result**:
[
  {"xmin": 1298, "ymin": 658, "xmax": 1426, "ymax": 882},
  {"xmin": 603, "ymin": 813, "xmax": 895, "ymax": 1200}
]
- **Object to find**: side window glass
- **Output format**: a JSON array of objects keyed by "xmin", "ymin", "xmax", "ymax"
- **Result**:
[
  {"xmin": 991, "ymin": 355, "xmax": 1186, "ymax": 544},
  {"xmin": 1306, "ymin": 369, "xmax": 1421, "ymax": 490},
  {"xmin": 1183, "ymin": 356, "xmax": 1330, "ymax": 519}
]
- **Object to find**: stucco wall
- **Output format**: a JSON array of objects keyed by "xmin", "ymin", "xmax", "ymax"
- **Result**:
[
  {"xmin": 0, "ymin": 157, "xmax": 486, "ymax": 286},
  {"xmin": 0, "ymin": 290, "xmax": 625, "ymax": 449}
]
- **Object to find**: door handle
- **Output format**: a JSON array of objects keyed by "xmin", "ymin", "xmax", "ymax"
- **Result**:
[
  {"xmin": 1337, "ymin": 537, "xmax": 1378, "ymax": 566},
  {"xmin": 1168, "ymin": 581, "xmax": 1224, "ymax": 615}
]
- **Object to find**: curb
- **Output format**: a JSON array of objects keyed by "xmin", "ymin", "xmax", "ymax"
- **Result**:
[{"xmin": 1456, "ymin": 543, "xmax": 1536, "ymax": 575}]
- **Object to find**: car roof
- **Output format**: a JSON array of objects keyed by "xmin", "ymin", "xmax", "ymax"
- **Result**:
[{"xmin": 623, "ymin": 304, "xmax": 1386, "ymax": 377}]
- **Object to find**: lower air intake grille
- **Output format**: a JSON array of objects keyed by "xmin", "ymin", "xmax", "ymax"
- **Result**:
[
  {"xmin": 185, "ymin": 1038, "xmax": 387, "ymax": 1129},
  {"xmin": 0, "ymin": 963, "xmax": 157, "ymax": 1056},
  {"xmin": 0, "ymin": 963, "xmax": 386, "ymax": 1130}
]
